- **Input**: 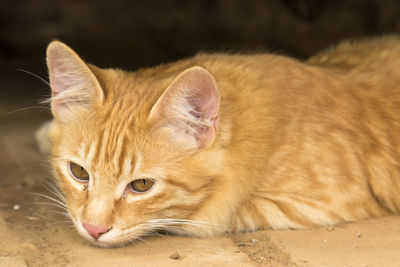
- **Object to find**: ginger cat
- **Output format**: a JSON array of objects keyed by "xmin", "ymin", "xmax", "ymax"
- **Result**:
[{"xmin": 38, "ymin": 36, "xmax": 400, "ymax": 247}]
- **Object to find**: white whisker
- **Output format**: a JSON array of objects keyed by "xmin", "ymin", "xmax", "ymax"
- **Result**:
[
  {"xmin": 30, "ymin": 192, "xmax": 67, "ymax": 208},
  {"xmin": 48, "ymin": 210, "xmax": 71, "ymax": 217},
  {"xmin": 7, "ymin": 106, "xmax": 50, "ymax": 114},
  {"xmin": 48, "ymin": 220, "xmax": 73, "ymax": 226},
  {"xmin": 32, "ymin": 202, "xmax": 68, "ymax": 211},
  {"xmin": 42, "ymin": 182, "xmax": 66, "ymax": 202},
  {"xmin": 147, "ymin": 218, "xmax": 221, "ymax": 228},
  {"xmin": 17, "ymin": 68, "xmax": 50, "ymax": 86}
]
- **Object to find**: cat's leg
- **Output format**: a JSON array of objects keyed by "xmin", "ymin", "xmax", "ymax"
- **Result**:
[
  {"xmin": 234, "ymin": 190, "xmax": 387, "ymax": 232},
  {"xmin": 35, "ymin": 120, "xmax": 53, "ymax": 154},
  {"xmin": 233, "ymin": 196, "xmax": 314, "ymax": 231}
]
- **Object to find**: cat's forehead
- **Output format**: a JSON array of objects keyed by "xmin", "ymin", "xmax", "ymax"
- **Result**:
[
  {"xmin": 74, "ymin": 108, "xmax": 162, "ymax": 179},
  {"xmin": 77, "ymin": 124, "xmax": 138, "ymax": 179},
  {"xmin": 72, "ymin": 107, "xmax": 143, "ymax": 177},
  {"xmin": 62, "ymin": 68, "xmax": 181, "ymax": 177},
  {"xmin": 100, "ymin": 68, "xmax": 171, "ymax": 111}
]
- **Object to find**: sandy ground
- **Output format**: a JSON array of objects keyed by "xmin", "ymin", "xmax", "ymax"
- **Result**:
[{"xmin": 2, "ymin": 104, "xmax": 400, "ymax": 267}]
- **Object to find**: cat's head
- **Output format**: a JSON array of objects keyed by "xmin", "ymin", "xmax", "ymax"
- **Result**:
[{"xmin": 45, "ymin": 41, "xmax": 226, "ymax": 247}]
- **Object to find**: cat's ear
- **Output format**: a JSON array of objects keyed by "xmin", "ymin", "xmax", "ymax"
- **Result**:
[
  {"xmin": 46, "ymin": 41, "xmax": 104, "ymax": 121},
  {"xmin": 149, "ymin": 66, "xmax": 220, "ymax": 149}
]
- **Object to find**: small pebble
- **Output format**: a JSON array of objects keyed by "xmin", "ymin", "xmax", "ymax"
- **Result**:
[
  {"xmin": 27, "ymin": 216, "xmax": 40, "ymax": 221},
  {"xmin": 15, "ymin": 184, "xmax": 23, "ymax": 190},
  {"xmin": 169, "ymin": 251, "xmax": 180, "ymax": 260},
  {"xmin": 323, "ymin": 239, "xmax": 327, "ymax": 243},
  {"xmin": 327, "ymin": 226, "xmax": 335, "ymax": 232},
  {"xmin": 251, "ymin": 238, "xmax": 259, "ymax": 243},
  {"xmin": 13, "ymin": 205, "xmax": 20, "ymax": 210},
  {"xmin": 356, "ymin": 230, "xmax": 362, "ymax": 238}
]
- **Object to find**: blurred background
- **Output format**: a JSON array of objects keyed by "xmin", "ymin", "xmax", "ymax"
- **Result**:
[{"xmin": 1, "ymin": 0, "xmax": 400, "ymax": 109}]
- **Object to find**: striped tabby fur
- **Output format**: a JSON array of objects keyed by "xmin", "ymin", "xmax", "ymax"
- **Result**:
[{"xmin": 38, "ymin": 36, "xmax": 400, "ymax": 247}]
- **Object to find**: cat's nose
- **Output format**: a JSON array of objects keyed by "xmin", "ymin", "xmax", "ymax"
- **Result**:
[{"xmin": 82, "ymin": 222, "xmax": 110, "ymax": 240}]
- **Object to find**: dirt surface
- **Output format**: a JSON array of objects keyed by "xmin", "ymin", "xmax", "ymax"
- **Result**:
[{"xmin": 2, "ymin": 104, "xmax": 400, "ymax": 267}]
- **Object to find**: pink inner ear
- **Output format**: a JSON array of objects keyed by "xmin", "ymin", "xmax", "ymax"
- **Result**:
[
  {"xmin": 48, "ymin": 50, "xmax": 77, "ymax": 97},
  {"xmin": 47, "ymin": 52, "xmax": 77, "ymax": 112},
  {"xmin": 50, "ymin": 68, "xmax": 66, "ymax": 98},
  {"xmin": 188, "ymin": 83, "xmax": 220, "ymax": 147},
  {"xmin": 181, "ymin": 67, "xmax": 220, "ymax": 121},
  {"xmin": 150, "ymin": 66, "xmax": 220, "ymax": 148},
  {"xmin": 46, "ymin": 41, "xmax": 104, "ymax": 120},
  {"xmin": 197, "ymin": 90, "xmax": 219, "ymax": 119},
  {"xmin": 47, "ymin": 57, "xmax": 66, "ymax": 111}
]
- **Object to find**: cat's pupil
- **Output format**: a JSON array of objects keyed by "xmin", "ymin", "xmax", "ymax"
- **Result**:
[
  {"xmin": 130, "ymin": 178, "xmax": 154, "ymax": 193},
  {"xmin": 69, "ymin": 162, "xmax": 89, "ymax": 182}
]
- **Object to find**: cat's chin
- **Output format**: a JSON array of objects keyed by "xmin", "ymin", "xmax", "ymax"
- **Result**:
[
  {"xmin": 76, "ymin": 230, "xmax": 139, "ymax": 248},
  {"xmin": 85, "ymin": 238, "xmax": 132, "ymax": 248}
]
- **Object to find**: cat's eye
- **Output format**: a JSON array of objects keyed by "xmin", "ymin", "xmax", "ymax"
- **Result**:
[
  {"xmin": 69, "ymin": 162, "xmax": 89, "ymax": 182},
  {"xmin": 130, "ymin": 178, "xmax": 155, "ymax": 193}
]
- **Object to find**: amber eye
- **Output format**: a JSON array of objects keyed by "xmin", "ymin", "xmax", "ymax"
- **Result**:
[
  {"xmin": 130, "ymin": 179, "xmax": 155, "ymax": 193},
  {"xmin": 69, "ymin": 162, "xmax": 89, "ymax": 182}
]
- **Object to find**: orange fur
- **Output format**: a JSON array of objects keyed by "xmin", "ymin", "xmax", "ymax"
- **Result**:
[{"xmin": 39, "ymin": 36, "xmax": 400, "ymax": 247}]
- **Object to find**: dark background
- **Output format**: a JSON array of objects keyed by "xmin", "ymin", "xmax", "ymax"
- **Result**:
[{"xmin": 1, "ymin": 0, "xmax": 400, "ymax": 106}]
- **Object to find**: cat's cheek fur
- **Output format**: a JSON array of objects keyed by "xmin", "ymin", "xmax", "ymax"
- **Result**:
[
  {"xmin": 52, "ymin": 161, "xmax": 95, "ymax": 241},
  {"xmin": 35, "ymin": 120, "xmax": 54, "ymax": 154}
]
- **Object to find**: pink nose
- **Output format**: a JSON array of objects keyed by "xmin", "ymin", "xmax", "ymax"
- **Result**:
[{"xmin": 82, "ymin": 223, "xmax": 110, "ymax": 240}]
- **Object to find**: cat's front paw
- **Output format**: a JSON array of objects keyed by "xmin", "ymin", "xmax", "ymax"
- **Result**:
[{"xmin": 35, "ymin": 120, "xmax": 53, "ymax": 154}]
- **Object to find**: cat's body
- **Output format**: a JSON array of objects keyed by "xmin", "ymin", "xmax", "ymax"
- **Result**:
[{"xmin": 40, "ymin": 36, "xmax": 400, "ymax": 247}]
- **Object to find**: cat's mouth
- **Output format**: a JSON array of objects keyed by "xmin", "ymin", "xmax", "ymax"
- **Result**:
[{"xmin": 72, "ymin": 218, "xmax": 149, "ymax": 247}]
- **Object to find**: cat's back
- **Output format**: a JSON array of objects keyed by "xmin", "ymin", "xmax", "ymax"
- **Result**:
[
  {"xmin": 308, "ymin": 35, "xmax": 400, "ymax": 75},
  {"xmin": 106, "ymin": 38, "xmax": 400, "ymax": 146}
]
